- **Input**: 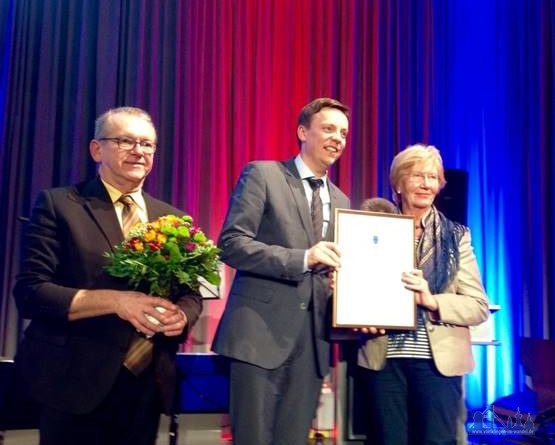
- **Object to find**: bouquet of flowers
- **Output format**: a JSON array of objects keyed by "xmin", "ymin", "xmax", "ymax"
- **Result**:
[{"xmin": 105, "ymin": 214, "xmax": 221, "ymax": 297}]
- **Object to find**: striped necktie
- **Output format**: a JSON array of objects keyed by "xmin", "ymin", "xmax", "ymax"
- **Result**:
[
  {"xmin": 307, "ymin": 177, "xmax": 324, "ymax": 241},
  {"xmin": 119, "ymin": 194, "xmax": 140, "ymax": 236},
  {"xmin": 118, "ymin": 194, "xmax": 154, "ymax": 375}
]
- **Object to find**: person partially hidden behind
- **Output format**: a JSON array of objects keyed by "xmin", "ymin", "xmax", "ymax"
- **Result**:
[
  {"xmin": 13, "ymin": 107, "xmax": 202, "ymax": 445},
  {"xmin": 212, "ymin": 98, "xmax": 351, "ymax": 445},
  {"xmin": 360, "ymin": 197, "xmax": 398, "ymax": 214},
  {"xmin": 358, "ymin": 144, "xmax": 489, "ymax": 445}
]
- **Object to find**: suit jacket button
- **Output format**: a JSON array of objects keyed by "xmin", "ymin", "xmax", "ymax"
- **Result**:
[{"xmin": 300, "ymin": 302, "xmax": 307, "ymax": 310}]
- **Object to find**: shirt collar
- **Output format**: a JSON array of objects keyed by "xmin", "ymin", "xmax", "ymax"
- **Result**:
[
  {"xmin": 100, "ymin": 178, "xmax": 146, "ymax": 212},
  {"xmin": 294, "ymin": 154, "xmax": 328, "ymax": 184}
]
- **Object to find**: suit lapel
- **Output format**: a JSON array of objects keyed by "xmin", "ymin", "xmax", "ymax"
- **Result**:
[
  {"xmin": 143, "ymin": 193, "xmax": 167, "ymax": 220},
  {"xmin": 326, "ymin": 182, "xmax": 343, "ymax": 242},
  {"xmin": 73, "ymin": 178, "xmax": 124, "ymax": 253},
  {"xmin": 281, "ymin": 159, "xmax": 316, "ymax": 245},
  {"xmin": 76, "ymin": 179, "xmax": 173, "ymax": 254}
]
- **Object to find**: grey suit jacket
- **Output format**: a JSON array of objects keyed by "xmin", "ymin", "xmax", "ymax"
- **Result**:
[
  {"xmin": 212, "ymin": 159, "xmax": 350, "ymax": 376},
  {"xmin": 358, "ymin": 231, "xmax": 489, "ymax": 376},
  {"xmin": 13, "ymin": 177, "xmax": 202, "ymax": 414}
]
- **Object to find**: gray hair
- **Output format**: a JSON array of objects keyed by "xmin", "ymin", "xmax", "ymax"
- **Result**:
[{"xmin": 94, "ymin": 107, "xmax": 155, "ymax": 139}]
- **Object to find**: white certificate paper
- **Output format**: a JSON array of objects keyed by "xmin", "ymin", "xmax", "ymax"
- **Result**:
[{"xmin": 333, "ymin": 209, "xmax": 416, "ymax": 329}]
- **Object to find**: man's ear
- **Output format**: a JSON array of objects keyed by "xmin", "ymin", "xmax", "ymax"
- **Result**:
[
  {"xmin": 297, "ymin": 125, "xmax": 307, "ymax": 143},
  {"xmin": 89, "ymin": 140, "xmax": 102, "ymax": 162}
]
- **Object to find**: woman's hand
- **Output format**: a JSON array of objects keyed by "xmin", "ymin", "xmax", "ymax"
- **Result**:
[
  {"xmin": 402, "ymin": 269, "xmax": 438, "ymax": 311},
  {"xmin": 356, "ymin": 326, "xmax": 386, "ymax": 335}
]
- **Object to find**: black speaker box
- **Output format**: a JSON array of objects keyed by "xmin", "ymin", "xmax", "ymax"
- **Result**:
[{"xmin": 434, "ymin": 169, "xmax": 468, "ymax": 225}]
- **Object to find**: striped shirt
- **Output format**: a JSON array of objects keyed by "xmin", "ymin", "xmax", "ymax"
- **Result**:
[
  {"xmin": 386, "ymin": 307, "xmax": 432, "ymax": 359},
  {"xmin": 386, "ymin": 235, "xmax": 433, "ymax": 359}
]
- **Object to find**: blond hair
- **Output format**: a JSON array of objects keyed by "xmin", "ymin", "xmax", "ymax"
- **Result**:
[{"xmin": 390, "ymin": 144, "xmax": 446, "ymax": 203}]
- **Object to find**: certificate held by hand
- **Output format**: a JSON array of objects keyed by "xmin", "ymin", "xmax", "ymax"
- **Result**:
[{"xmin": 333, "ymin": 208, "xmax": 416, "ymax": 330}]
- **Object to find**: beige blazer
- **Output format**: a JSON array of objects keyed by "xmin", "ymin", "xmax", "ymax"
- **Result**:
[{"xmin": 358, "ymin": 231, "xmax": 489, "ymax": 377}]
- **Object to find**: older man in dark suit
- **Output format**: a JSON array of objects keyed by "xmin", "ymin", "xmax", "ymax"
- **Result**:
[
  {"xmin": 212, "ymin": 98, "xmax": 351, "ymax": 445},
  {"xmin": 13, "ymin": 107, "xmax": 202, "ymax": 445}
]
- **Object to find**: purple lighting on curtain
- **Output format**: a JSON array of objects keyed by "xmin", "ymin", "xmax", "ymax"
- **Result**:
[{"xmin": 0, "ymin": 0, "xmax": 15, "ymax": 154}]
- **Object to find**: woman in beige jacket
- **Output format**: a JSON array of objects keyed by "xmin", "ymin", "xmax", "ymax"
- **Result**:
[{"xmin": 358, "ymin": 144, "xmax": 489, "ymax": 445}]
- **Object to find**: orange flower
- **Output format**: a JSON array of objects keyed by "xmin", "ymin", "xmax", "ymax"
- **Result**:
[
  {"xmin": 143, "ymin": 229, "xmax": 157, "ymax": 242},
  {"xmin": 130, "ymin": 238, "xmax": 144, "ymax": 252},
  {"xmin": 105, "ymin": 214, "xmax": 221, "ymax": 295}
]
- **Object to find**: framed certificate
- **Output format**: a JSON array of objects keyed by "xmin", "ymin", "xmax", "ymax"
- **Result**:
[{"xmin": 333, "ymin": 209, "xmax": 416, "ymax": 330}]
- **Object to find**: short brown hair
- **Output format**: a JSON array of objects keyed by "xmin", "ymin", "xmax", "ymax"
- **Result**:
[{"xmin": 360, "ymin": 197, "xmax": 397, "ymax": 214}]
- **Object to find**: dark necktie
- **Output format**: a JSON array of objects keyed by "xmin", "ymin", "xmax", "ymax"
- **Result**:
[
  {"xmin": 307, "ymin": 177, "xmax": 324, "ymax": 241},
  {"xmin": 118, "ymin": 195, "xmax": 153, "ymax": 375}
]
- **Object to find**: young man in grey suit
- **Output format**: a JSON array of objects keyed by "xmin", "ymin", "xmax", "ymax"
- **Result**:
[
  {"xmin": 212, "ymin": 98, "xmax": 350, "ymax": 445},
  {"xmin": 13, "ymin": 107, "xmax": 202, "ymax": 445}
]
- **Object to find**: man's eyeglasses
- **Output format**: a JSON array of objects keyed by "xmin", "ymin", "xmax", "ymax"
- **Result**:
[{"xmin": 98, "ymin": 137, "xmax": 157, "ymax": 154}]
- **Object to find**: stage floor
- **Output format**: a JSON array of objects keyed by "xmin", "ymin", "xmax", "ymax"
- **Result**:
[
  {"xmin": 3, "ymin": 414, "xmax": 224, "ymax": 445},
  {"xmin": 2, "ymin": 413, "xmax": 339, "ymax": 445}
]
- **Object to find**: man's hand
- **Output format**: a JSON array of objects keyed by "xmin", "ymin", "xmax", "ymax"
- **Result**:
[
  {"xmin": 307, "ymin": 241, "xmax": 341, "ymax": 270},
  {"xmin": 158, "ymin": 308, "xmax": 188, "ymax": 337},
  {"xmin": 328, "ymin": 269, "xmax": 336, "ymax": 291},
  {"xmin": 69, "ymin": 289, "xmax": 187, "ymax": 337},
  {"xmin": 114, "ymin": 292, "xmax": 181, "ymax": 337}
]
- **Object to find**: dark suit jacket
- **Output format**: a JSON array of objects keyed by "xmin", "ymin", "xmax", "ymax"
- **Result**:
[
  {"xmin": 212, "ymin": 159, "xmax": 350, "ymax": 377},
  {"xmin": 13, "ymin": 177, "xmax": 202, "ymax": 415}
]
